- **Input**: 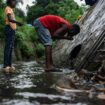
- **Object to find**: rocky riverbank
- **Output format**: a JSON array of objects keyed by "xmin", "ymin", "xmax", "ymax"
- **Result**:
[{"xmin": 53, "ymin": 0, "xmax": 105, "ymax": 71}]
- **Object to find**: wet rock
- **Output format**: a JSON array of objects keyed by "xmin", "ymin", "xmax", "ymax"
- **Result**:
[
  {"xmin": 93, "ymin": 75, "xmax": 105, "ymax": 82},
  {"xmin": 74, "ymin": 69, "xmax": 94, "ymax": 82},
  {"xmin": 97, "ymin": 60, "xmax": 105, "ymax": 76},
  {"xmin": 94, "ymin": 84, "xmax": 105, "ymax": 92},
  {"xmin": 53, "ymin": 0, "xmax": 105, "ymax": 70},
  {"xmin": 97, "ymin": 94, "xmax": 105, "ymax": 100},
  {"xmin": 93, "ymin": 60, "xmax": 105, "ymax": 82},
  {"xmin": 54, "ymin": 75, "xmax": 92, "ymax": 93},
  {"xmin": 55, "ymin": 76, "xmax": 76, "ymax": 89},
  {"xmin": 77, "ymin": 69, "xmax": 87, "ymax": 80},
  {"xmin": 1, "ymin": 61, "xmax": 105, "ymax": 104}
]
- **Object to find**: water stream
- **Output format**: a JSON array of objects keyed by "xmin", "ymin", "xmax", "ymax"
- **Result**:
[{"xmin": 0, "ymin": 61, "xmax": 105, "ymax": 105}]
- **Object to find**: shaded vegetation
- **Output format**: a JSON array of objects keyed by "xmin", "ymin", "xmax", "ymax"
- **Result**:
[
  {"xmin": 0, "ymin": 0, "xmax": 84, "ymax": 62},
  {"xmin": 27, "ymin": 0, "xmax": 84, "ymax": 24}
]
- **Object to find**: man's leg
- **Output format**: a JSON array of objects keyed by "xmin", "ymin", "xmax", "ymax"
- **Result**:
[
  {"xmin": 45, "ymin": 45, "xmax": 54, "ymax": 70},
  {"xmin": 34, "ymin": 19, "xmax": 55, "ymax": 71}
]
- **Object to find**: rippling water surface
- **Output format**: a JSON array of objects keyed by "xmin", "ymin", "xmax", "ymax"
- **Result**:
[{"xmin": 0, "ymin": 62, "xmax": 105, "ymax": 105}]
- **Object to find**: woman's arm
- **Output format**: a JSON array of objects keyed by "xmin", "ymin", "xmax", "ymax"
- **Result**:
[{"xmin": 7, "ymin": 14, "xmax": 23, "ymax": 26}]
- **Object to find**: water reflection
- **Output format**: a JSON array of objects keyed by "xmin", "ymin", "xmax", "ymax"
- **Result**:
[
  {"xmin": 0, "ymin": 75, "xmax": 16, "ymax": 104},
  {"xmin": 0, "ymin": 61, "xmax": 104, "ymax": 105}
]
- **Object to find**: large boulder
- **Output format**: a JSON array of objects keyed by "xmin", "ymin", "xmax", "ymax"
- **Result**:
[{"xmin": 53, "ymin": 0, "xmax": 105, "ymax": 71}]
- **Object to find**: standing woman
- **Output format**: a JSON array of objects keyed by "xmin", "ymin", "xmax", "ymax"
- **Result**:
[{"xmin": 4, "ymin": 0, "xmax": 23, "ymax": 73}]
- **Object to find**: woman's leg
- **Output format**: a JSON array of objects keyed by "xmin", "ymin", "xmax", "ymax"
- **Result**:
[
  {"xmin": 4, "ymin": 26, "xmax": 15, "ymax": 68},
  {"xmin": 8, "ymin": 31, "xmax": 15, "ymax": 66}
]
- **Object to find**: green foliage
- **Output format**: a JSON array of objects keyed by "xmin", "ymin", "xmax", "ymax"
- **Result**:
[
  {"xmin": 0, "ymin": 0, "xmax": 85, "ymax": 60},
  {"xmin": 27, "ymin": 0, "xmax": 84, "ymax": 24},
  {"xmin": 36, "ymin": 0, "xmax": 62, "ymax": 6},
  {"xmin": 15, "ymin": 25, "xmax": 44, "ymax": 59},
  {"xmin": 58, "ymin": 0, "xmax": 83, "ymax": 23},
  {"xmin": 14, "ymin": 8, "xmax": 25, "ymax": 18},
  {"xmin": 0, "ymin": 1, "xmax": 5, "ymax": 38},
  {"xmin": 26, "ymin": 0, "xmax": 84, "ymax": 59},
  {"xmin": 36, "ymin": 0, "xmax": 49, "ymax": 7},
  {"xmin": 15, "ymin": 25, "xmax": 35, "ymax": 58},
  {"xmin": 45, "ymin": 2, "xmax": 59, "ymax": 14},
  {"xmin": 27, "ymin": 0, "xmax": 62, "ymax": 24},
  {"xmin": 35, "ymin": 43, "xmax": 44, "ymax": 58},
  {"xmin": 0, "ymin": 0, "xmax": 44, "ymax": 60},
  {"xmin": 27, "ymin": 5, "xmax": 46, "ymax": 24}
]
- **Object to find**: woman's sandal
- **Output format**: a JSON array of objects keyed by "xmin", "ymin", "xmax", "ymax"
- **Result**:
[
  {"xmin": 10, "ymin": 66, "xmax": 16, "ymax": 73},
  {"xmin": 3, "ymin": 66, "xmax": 11, "ymax": 74},
  {"xmin": 3, "ymin": 66, "xmax": 16, "ymax": 74}
]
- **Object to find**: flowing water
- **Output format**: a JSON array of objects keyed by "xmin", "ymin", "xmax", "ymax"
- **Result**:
[{"xmin": 0, "ymin": 61, "xmax": 105, "ymax": 105}]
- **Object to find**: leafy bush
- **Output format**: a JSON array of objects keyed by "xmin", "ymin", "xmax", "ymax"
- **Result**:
[
  {"xmin": 27, "ymin": 0, "xmax": 84, "ymax": 24},
  {"xmin": 15, "ymin": 25, "xmax": 45, "ymax": 59},
  {"xmin": 0, "ymin": 6, "xmax": 5, "ymax": 38},
  {"xmin": 35, "ymin": 43, "xmax": 45, "ymax": 58}
]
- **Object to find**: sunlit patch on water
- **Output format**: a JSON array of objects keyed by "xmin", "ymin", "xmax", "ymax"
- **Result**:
[{"xmin": 0, "ymin": 61, "xmax": 105, "ymax": 105}]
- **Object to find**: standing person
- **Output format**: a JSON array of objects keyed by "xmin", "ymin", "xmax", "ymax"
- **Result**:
[
  {"xmin": 4, "ymin": 0, "xmax": 23, "ymax": 73},
  {"xmin": 34, "ymin": 15, "xmax": 80, "ymax": 72}
]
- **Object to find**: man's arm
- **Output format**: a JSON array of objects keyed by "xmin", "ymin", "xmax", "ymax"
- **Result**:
[
  {"xmin": 52, "ymin": 24, "xmax": 73, "ymax": 40},
  {"xmin": 7, "ymin": 14, "xmax": 23, "ymax": 26}
]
